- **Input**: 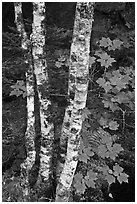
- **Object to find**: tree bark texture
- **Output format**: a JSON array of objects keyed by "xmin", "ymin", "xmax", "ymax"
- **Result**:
[
  {"xmin": 55, "ymin": 2, "xmax": 94, "ymax": 202},
  {"xmin": 56, "ymin": 3, "xmax": 80, "ymax": 181},
  {"xmin": 14, "ymin": 3, "xmax": 36, "ymax": 200},
  {"xmin": 14, "ymin": 3, "xmax": 28, "ymax": 50},
  {"xmin": 31, "ymin": 3, "xmax": 54, "ymax": 189}
]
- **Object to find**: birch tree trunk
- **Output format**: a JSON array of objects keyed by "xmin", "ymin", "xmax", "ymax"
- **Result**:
[
  {"xmin": 31, "ymin": 2, "xmax": 54, "ymax": 190},
  {"xmin": 55, "ymin": 2, "xmax": 94, "ymax": 202},
  {"xmin": 56, "ymin": 3, "xmax": 81, "ymax": 180},
  {"xmin": 14, "ymin": 3, "xmax": 36, "ymax": 200}
]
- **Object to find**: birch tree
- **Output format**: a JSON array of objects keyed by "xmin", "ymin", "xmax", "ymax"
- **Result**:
[
  {"xmin": 14, "ymin": 2, "xmax": 54, "ymax": 199},
  {"xmin": 14, "ymin": 3, "xmax": 36, "ymax": 199},
  {"xmin": 55, "ymin": 2, "xmax": 95, "ymax": 201},
  {"xmin": 14, "ymin": 2, "xmax": 94, "ymax": 201},
  {"xmin": 56, "ymin": 2, "xmax": 82, "ymax": 180},
  {"xmin": 30, "ymin": 2, "xmax": 54, "ymax": 191}
]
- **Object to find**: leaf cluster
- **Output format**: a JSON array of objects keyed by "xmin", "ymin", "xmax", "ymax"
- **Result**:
[
  {"xmin": 73, "ymin": 35, "xmax": 134, "ymax": 196},
  {"xmin": 10, "ymin": 80, "xmax": 26, "ymax": 98}
]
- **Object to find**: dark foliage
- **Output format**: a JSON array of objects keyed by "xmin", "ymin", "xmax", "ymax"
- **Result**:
[{"xmin": 2, "ymin": 2, "xmax": 134, "ymax": 202}]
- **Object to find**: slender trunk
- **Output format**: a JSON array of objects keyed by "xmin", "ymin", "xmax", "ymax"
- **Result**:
[
  {"xmin": 55, "ymin": 2, "xmax": 94, "ymax": 202},
  {"xmin": 31, "ymin": 2, "xmax": 54, "ymax": 190},
  {"xmin": 14, "ymin": 3, "xmax": 36, "ymax": 200},
  {"xmin": 56, "ymin": 3, "xmax": 81, "ymax": 180},
  {"xmin": 14, "ymin": 2, "xmax": 28, "ymax": 50}
]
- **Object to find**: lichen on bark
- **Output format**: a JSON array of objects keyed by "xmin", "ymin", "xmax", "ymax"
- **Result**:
[
  {"xmin": 55, "ymin": 2, "xmax": 95, "ymax": 202},
  {"xmin": 31, "ymin": 2, "xmax": 54, "ymax": 190},
  {"xmin": 14, "ymin": 2, "xmax": 36, "ymax": 200}
]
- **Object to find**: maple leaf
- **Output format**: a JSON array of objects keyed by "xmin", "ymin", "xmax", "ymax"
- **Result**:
[
  {"xmin": 11, "ymin": 80, "xmax": 24, "ymax": 89},
  {"xmin": 99, "ymin": 37, "xmax": 112, "ymax": 48},
  {"xmin": 96, "ymin": 77, "xmax": 106, "ymax": 86},
  {"xmin": 112, "ymin": 93, "xmax": 130, "ymax": 104},
  {"xmin": 84, "ymin": 147, "xmax": 94, "ymax": 157},
  {"xmin": 113, "ymin": 164, "xmax": 123, "ymax": 176},
  {"xmin": 121, "ymin": 75, "xmax": 132, "ymax": 83},
  {"xmin": 99, "ymin": 116, "xmax": 108, "ymax": 128},
  {"xmin": 105, "ymin": 174, "xmax": 115, "ymax": 185},
  {"xmin": 109, "ymin": 75, "xmax": 122, "ymax": 85},
  {"xmin": 10, "ymin": 89, "xmax": 22, "ymax": 97},
  {"xmin": 98, "ymin": 144, "xmax": 107, "ymax": 158},
  {"xmin": 79, "ymin": 153, "xmax": 89, "ymax": 163},
  {"xmin": 97, "ymin": 77, "xmax": 112, "ymax": 92},
  {"xmin": 20, "ymin": 85, "xmax": 26, "ymax": 92},
  {"xmin": 117, "ymin": 173, "xmax": 129, "ymax": 184},
  {"xmin": 112, "ymin": 70, "xmax": 121, "ymax": 77},
  {"xmin": 115, "ymin": 82, "xmax": 127, "ymax": 91},
  {"xmin": 101, "ymin": 135, "xmax": 112, "ymax": 146},
  {"xmin": 85, "ymin": 179, "xmax": 96, "ymax": 188},
  {"xmin": 102, "ymin": 100, "xmax": 120, "ymax": 112},
  {"xmin": 10, "ymin": 80, "xmax": 26, "ymax": 98},
  {"xmin": 112, "ymin": 143, "xmax": 123, "ymax": 154},
  {"xmin": 106, "ymin": 150, "xmax": 117, "ymax": 160},
  {"xmin": 89, "ymin": 56, "xmax": 96, "ymax": 66},
  {"xmin": 74, "ymin": 173, "xmax": 83, "ymax": 182},
  {"xmin": 108, "ymin": 121, "xmax": 119, "ymax": 130},
  {"xmin": 102, "ymin": 82, "xmax": 113, "ymax": 93},
  {"xmin": 86, "ymin": 170, "xmax": 98, "ymax": 180},
  {"xmin": 74, "ymin": 180, "xmax": 86, "ymax": 194},
  {"xmin": 97, "ymin": 52, "xmax": 116, "ymax": 68},
  {"xmin": 101, "ymin": 166, "xmax": 110, "ymax": 175},
  {"xmin": 105, "ymin": 71, "xmax": 112, "ymax": 79},
  {"xmin": 108, "ymin": 39, "xmax": 123, "ymax": 51}
]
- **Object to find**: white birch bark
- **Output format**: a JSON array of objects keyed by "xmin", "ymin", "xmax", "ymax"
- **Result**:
[
  {"xmin": 14, "ymin": 3, "xmax": 36, "ymax": 200},
  {"xmin": 14, "ymin": 3, "xmax": 28, "ymax": 50},
  {"xmin": 55, "ymin": 2, "xmax": 94, "ymax": 201},
  {"xmin": 31, "ymin": 3, "xmax": 54, "ymax": 189},
  {"xmin": 56, "ymin": 2, "xmax": 83, "ymax": 180}
]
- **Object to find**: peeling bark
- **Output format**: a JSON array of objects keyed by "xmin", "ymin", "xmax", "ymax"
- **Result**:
[
  {"xmin": 55, "ymin": 2, "xmax": 94, "ymax": 202},
  {"xmin": 14, "ymin": 3, "xmax": 36, "ymax": 200},
  {"xmin": 31, "ymin": 3, "xmax": 54, "ymax": 189}
]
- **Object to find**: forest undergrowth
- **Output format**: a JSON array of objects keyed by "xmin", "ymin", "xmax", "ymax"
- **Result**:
[{"xmin": 2, "ymin": 3, "xmax": 135, "ymax": 202}]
